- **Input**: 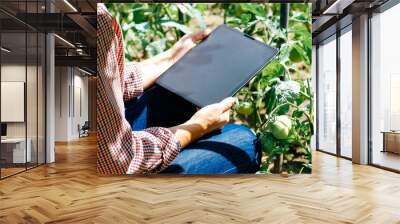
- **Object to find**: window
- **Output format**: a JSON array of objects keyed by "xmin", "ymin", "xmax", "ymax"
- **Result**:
[
  {"xmin": 371, "ymin": 3, "xmax": 400, "ymax": 171},
  {"xmin": 339, "ymin": 28, "xmax": 352, "ymax": 158},
  {"xmin": 0, "ymin": 0, "xmax": 47, "ymax": 179},
  {"xmin": 311, "ymin": 45, "xmax": 317, "ymax": 150},
  {"xmin": 317, "ymin": 36, "xmax": 337, "ymax": 154}
]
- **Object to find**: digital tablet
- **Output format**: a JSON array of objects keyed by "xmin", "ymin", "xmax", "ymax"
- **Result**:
[{"xmin": 156, "ymin": 24, "xmax": 279, "ymax": 107}]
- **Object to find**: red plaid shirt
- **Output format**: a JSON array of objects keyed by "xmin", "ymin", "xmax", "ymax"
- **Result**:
[{"xmin": 97, "ymin": 4, "xmax": 181, "ymax": 174}]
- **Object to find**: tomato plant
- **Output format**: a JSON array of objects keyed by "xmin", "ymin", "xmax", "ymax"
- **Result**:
[{"xmin": 107, "ymin": 3, "xmax": 313, "ymax": 174}]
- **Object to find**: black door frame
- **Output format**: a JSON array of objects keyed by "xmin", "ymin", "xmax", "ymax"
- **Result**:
[{"xmin": 315, "ymin": 22, "xmax": 352, "ymax": 161}]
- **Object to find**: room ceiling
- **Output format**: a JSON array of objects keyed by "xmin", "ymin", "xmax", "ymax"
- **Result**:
[
  {"xmin": 1, "ymin": 0, "xmax": 395, "ymax": 73},
  {"xmin": 312, "ymin": 0, "xmax": 390, "ymax": 42},
  {"xmin": 0, "ymin": 0, "xmax": 98, "ymax": 74}
]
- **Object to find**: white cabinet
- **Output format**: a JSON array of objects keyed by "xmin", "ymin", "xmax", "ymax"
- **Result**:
[{"xmin": 1, "ymin": 138, "xmax": 32, "ymax": 163}]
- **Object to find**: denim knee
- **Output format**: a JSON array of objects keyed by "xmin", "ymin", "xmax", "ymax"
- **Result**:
[{"xmin": 221, "ymin": 124, "xmax": 261, "ymax": 172}]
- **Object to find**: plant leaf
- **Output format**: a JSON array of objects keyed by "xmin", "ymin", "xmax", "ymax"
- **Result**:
[{"xmin": 160, "ymin": 20, "xmax": 191, "ymax": 34}]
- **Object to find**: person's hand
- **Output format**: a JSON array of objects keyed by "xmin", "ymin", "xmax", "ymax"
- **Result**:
[
  {"xmin": 169, "ymin": 97, "xmax": 236, "ymax": 148},
  {"xmin": 167, "ymin": 29, "xmax": 212, "ymax": 63},
  {"xmin": 188, "ymin": 97, "xmax": 236, "ymax": 134},
  {"xmin": 139, "ymin": 29, "xmax": 212, "ymax": 89}
]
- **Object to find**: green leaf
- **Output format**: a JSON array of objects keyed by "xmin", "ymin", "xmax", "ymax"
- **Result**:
[
  {"xmin": 145, "ymin": 39, "xmax": 166, "ymax": 57},
  {"xmin": 275, "ymin": 80, "xmax": 301, "ymax": 103},
  {"xmin": 176, "ymin": 4, "xmax": 194, "ymax": 17},
  {"xmin": 262, "ymin": 60, "xmax": 285, "ymax": 79},
  {"xmin": 292, "ymin": 109, "xmax": 304, "ymax": 118},
  {"xmin": 226, "ymin": 18, "xmax": 242, "ymax": 26},
  {"xmin": 240, "ymin": 13, "xmax": 252, "ymax": 23},
  {"xmin": 264, "ymin": 87, "xmax": 277, "ymax": 114},
  {"xmin": 303, "ymin": 38, "xmax": 312, "ymax": 65},
  {"xmin": 240, "ymin": 4, "xmax": 266, "ymax": 17},
  {"xmin": 176, "ymin": 3, "xmax": 205, "ymax": 29},
  {"xmin": 276, "ymin": 104, "xmax": 290, "ymax": 115},
  {"xmin": 127, "ymin": 22, "xmax": 150, "ymax": 33},
  {"xmin": 259, "ymin": 132, "xmax": 277, "ymax": 154},
  {"xmin": 291, "ymin": 11, "xmax": 308, "ymax": 22},
  {"xmin": 289, "ymin": 44, "xmax": 304, "ymax": 63},
  {"xmin": 160, "ymin": 20, "xmax": 191, "ymax": 34}
]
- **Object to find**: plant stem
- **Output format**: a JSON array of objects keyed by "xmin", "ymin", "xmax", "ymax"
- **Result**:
[
  {"xmin": 262, "ymin": 102, "xmax": 289, "ymax": 129},
  {"xmin": 256, "ymin": 112, "xmax": 263, "ymax": 129},
  {"xmin": 299, "ymin": 91, "xmax": 311, "ymax": 99},
  {"xmin": 164, "ymin": 7, "xmax": 181, "ymax": 40},
  {"xmin": 299, "ymin": 166, "xmax": 304, "ymax": 174},
  {"xmin": 286, "ymin": 102, "xmax": 313, "ymax": 126}
]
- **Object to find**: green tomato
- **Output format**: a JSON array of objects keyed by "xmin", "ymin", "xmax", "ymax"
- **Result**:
[
  {"xmin": 237, "ymin": 101, "xmax": 254, "ymax": 116},
  {"xmin": 270, "ymin": 115, "xmax": 292, "ymax": 140}
]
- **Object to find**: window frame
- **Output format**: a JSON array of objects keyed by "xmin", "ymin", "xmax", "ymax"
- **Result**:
[
  {"xmin": 315, "ymin": 22, "xmax": 353, "ymax": 161},
  {"xmin": 368, "ymin": 1, "xmax": 400, "ymax": 173}
]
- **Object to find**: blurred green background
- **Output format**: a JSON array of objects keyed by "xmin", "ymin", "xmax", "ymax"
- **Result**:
[{"xmin": 106, "ymin": 3, "xmax": 313, "ymax": 174}]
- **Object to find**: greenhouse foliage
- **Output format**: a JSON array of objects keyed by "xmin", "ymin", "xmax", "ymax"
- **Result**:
[{"xmin": 107, "ymin": 3, "xmax": 313, "ymax": 174}]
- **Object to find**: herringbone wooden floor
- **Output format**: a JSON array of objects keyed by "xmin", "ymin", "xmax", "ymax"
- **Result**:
[{"xmin": 1, "ymin": 135, "xmax": 400, "ymax": 224}]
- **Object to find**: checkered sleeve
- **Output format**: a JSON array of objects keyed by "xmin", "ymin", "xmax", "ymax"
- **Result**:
[
  {"xmin": 128, "ymin": 128, "xmax": 182, "ymax": 173},
  {"xmin": 97, "ymin": 4, "xmax": 182, "ymax": 174},
  {"xmin": 123, "ymin": 62, "xmax": 144, "ymax": 101}
]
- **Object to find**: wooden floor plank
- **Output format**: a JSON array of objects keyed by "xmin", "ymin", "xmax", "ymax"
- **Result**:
[{"xmin": 0, "ymin": 135, "xmax": 400, "ymax": 224}]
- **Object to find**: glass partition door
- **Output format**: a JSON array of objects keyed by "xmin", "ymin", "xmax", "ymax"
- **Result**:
[
  {"xmin": 370, "ymin": 3, "xmax": 400, "ymax": 171},
  {"xmin": 0, "ymin": 0, "xmax": 46, "ymax": 179},
  {"xmin": 339, "ymin": 28, "xmax": 352, "ymax": 158},
  {"xmin": 317, "ymin": 36, "xmax": 337, "ymax": 154},
  {"xmin": 1, "ymin": 30, "xmax": 27, "ymax": 177}
]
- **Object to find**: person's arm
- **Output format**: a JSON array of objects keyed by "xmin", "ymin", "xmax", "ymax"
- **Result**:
[
  {"xmin": 169, "ymin": 97, "xmax": 236, "ymax": 148},
  {"xmin": 97, "ymin": 4, "xmax": 181, "ymax": 174},
  {"xmin": 123, "ymin": 30, "xmax": 210, "ymax": 101},
  {"xmin": 127, "ymin": 97, "xmax": 235, "ymax": 173},
  {"xmin": 133, "ymin": 29, "xmax": 211, "ymax": 90},
  {"xmin": 98, "ymin": 4, "xmax": 233, "ymax": 173},
  {"xmin": 134, "ymin": 52, "xmax": 173, "ymax": 90},
  {"xmin": 131, "ymin": 97, "xmax": 235, "ymax": 172},
  {"xmin": 123, "ymin": 63, "xmax": 144, "ymax": 101}
]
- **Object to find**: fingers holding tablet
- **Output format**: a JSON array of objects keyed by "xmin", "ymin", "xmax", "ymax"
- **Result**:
[
  {"xmin": 219, "ymin": 97, "xmax": 236, "ymax": 113},
  {"xmin": 191, "ymin": 28, "xmax": 212, "ymax": 43}
]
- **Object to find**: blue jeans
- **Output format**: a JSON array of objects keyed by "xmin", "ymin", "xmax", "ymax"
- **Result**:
[{"xmin": 124, "ymin": 85, "xmax": 261, "ymax": 174}]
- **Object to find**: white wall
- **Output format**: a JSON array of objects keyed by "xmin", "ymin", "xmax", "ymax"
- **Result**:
[
  {"xmin": 72, "ymin": 73, "xmax": 89, "ymax": 138},
  {"xmin": 55, "ymin": 66, "xmax": 70, "ymax": 141},
  {"xmin": 1, "ymin": 63, "xmax": 46, "ymax": 164},
  {"xmin": 1, "ymin": 65, "xmax": 30, "ymax": 138},
  {"xmin": 54, "ymin": 67, "xmax": 89, "ymax": 141}
]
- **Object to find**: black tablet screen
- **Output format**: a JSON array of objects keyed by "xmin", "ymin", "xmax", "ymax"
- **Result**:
[{"xmin": 156, "ymin": 24, "xmax": 278, "ymax": 107}]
